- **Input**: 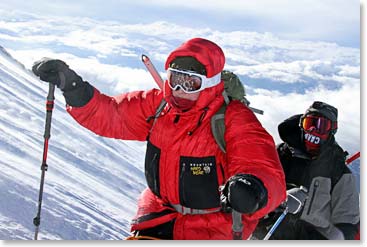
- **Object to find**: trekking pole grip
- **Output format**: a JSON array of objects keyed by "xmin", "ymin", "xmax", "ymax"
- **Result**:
[{"xmin": 44, "ymin": 84, "xmax": 55, "ymax": 139}]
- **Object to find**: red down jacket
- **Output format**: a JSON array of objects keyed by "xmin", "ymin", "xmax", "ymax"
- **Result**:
[{"xmin": 67, "ymin": 38, "xmax": 286, "ymax": 239}]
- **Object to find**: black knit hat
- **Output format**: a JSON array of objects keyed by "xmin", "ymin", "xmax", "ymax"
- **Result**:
[
  {"xmin": 303, "ymin": 101, "xmax": 338, "ymax": 134},
  {"xmin": 169, "ymin": 56, "xmax": 207, "ymax": 76},
  {"xmin": 304, "ymin": 101, "xmax": 338, "ymax": 122}
]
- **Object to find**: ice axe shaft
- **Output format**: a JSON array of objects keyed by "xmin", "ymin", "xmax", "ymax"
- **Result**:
[{"xmin": 141, "ymin": 54, "xmax": 164, "ymax": 90}]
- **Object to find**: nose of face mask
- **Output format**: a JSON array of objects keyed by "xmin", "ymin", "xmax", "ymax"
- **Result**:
[
  {"xmin": 168, "ymin": 95, "xmax": 197, "ymax": 111},
  {"xmin": 303, "ymin": 131, "xmax": 328, "ymax": 156}
]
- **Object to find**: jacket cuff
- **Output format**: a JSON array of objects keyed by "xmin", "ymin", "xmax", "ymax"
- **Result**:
[{"xmin": 63, "ymin": 81, "xmax": 94, "ymax": 107}]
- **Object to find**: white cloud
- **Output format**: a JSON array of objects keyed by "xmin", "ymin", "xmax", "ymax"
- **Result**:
[
  {"xmin": 72, "ymin": 58, "xmax": 158, "ymax": 94},
  {"xmin": 0, "ymin": 0, "xmax": 359, "ymax": 47},
  {"xmin": 337, "ymin": 65, "xmax": 360, "ymax": 78},
  {"xmin": 0, "ymin": 13, "xmax": 359, "ymax": 66},
  {"xmin": 9, "ymin": 49, "xmax": 157, "ymax": 95},
  {"xmin": 134, "ymin": 0, "xmax": 359, "ymax": 43},
  {"xmin": 226, "ymin": 60, "xmax": 360, "ymax": 87},
  {"xmin": 2, "ymin": 10, "xmax": 360, "ymax": 155},
  {"xmin": 252, "ymin": 82, "xmax": 360, "ymax": 154}
]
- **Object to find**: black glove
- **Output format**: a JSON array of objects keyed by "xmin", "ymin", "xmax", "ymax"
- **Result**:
[
  {"xmin": 32, "ymin": 58, "xmax": 94, "ymax": 107},
  {"xmin": 286, "ymin": 186, "xmax": 308, "ymax": 214},
  {"xmin": 32, "ymin": 58, "xmax": 83, "ymax": 91},
  {"xmin": 220, "ymin": 174, "xmax": 268, "ymax": 214}
]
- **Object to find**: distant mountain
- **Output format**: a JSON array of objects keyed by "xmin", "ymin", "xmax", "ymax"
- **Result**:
[{"xmin": 0, "ymin": 45, "xmax": 147, "ymax": 240}]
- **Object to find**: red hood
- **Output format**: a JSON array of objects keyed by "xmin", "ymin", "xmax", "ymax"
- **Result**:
[
  {"xmin": 164, "ymin": 38, "xmax": 226, "ymax": 113},
  {"xmin": 165, "ymin": 38, "xmax": 225, "ymax": 77}
]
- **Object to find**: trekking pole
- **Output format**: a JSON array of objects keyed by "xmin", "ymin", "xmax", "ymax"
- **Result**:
[
  {"xmin": 263, "ymin": 207, "xmax": 289, "ymax": 240},
  {"xmin": 232, "ymin": 210, "xmax": 244, "ymax": 240},
  {"xmin": 33, "ymin": 83, "xmax": 55, "ymax": 240},
  {"xmin": 346, "ymin": 151, "xmax": 360, "ymax": 165},
  {"xmin": 141, "ymin": 54, "xmax": 164, "ymax": 90}
]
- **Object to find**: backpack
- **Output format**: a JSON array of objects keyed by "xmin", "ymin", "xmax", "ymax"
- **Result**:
[{"xmin": 148, "ymin": 70, "xmax": 263, "ymax": 153}]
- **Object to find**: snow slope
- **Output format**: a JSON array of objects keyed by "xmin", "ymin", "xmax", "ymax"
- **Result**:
[{"xmin": 0, "ymin": 46, "xmax": 147, "ymax": 240}]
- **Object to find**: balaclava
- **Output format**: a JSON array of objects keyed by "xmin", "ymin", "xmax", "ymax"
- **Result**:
[{"xmin": 300, "ymin": 101, "xmax": 338, "ymax": 156}]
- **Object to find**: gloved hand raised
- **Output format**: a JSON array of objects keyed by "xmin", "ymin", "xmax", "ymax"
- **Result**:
[
  {"xmin": 32, "ymin": 58, "xmax": 84, "ymax": 91},
  {"xmin": 32, "ymin": 58, "xmax": 94, "ymax": 107},
  {"xmin": 286, "ymin": 186, "xmax": 308, "ymax": 214},
  {"xmin": 220, "ymin": 174, "xmax": 268, "ymax": 214}
]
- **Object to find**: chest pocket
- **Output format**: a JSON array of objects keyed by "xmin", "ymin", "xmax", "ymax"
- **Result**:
[
  {"xmin": 300, "ymin": 177, "xmax": 331, "ymax": 228},
  {"xmin": 145, "ymin": 141, "xmax": 161, "ymax": 197},
  {"xmin": 179, "ymin": 156, "xmax": 220, "ymax": 209}
]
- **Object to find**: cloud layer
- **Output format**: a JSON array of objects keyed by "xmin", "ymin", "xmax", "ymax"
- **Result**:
[
  {"xmin": 0, "ymin": 0, "xmax": 359, "ymax": 47},
  {"xmin": 0, "ymin": 9, "xmax": 360, "ymax": 154}
]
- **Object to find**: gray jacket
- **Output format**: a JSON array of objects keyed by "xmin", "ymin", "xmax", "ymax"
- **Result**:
[
  {"xmin": 262, "ymin": 114, "xmax": 360, "ymax": 240},
  {"xmin": 300, "ymin": 174, "xmax": 359, "ymax": 239}
]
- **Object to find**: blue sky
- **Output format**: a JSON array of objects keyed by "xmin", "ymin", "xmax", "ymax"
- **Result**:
[
  {"xmin": 0, "ymin": 0, "xmax": 361, "ymax": 154},
  {"xmin": 0, "ymin": 0, "xmax": 360, "ymax": 47}
]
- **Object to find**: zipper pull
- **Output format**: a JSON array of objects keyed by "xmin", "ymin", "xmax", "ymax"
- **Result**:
[
  {"xmin": 174, "ymin": 114, "xmax": 180, "ymax": 123},
  {"xmin": 181, "ymin": 163, "xmax": 186, "ymax": 173}
]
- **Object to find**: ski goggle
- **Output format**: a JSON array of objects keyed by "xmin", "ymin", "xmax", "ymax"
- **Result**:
[
  {"xmin": 167, "ymin": 68, "xmax": 221, "ymax": 93},
  {"xmin": 301, "ymin": 115, "xmax": 334, "ymax": 135}
]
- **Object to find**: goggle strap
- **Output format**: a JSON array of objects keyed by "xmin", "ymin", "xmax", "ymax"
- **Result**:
[
  {"xmin": 205, "ymin": 72, "xmax": 222, "ymax": 88},
  {"xmin": 331, "ymin": 121, "xmax": 337, "ymax": 130}
]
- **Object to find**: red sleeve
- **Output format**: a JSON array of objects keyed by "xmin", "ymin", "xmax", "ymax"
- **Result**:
[
  {"xmin": 224, "ymin": 100, "xmax": 286, "ymax": 219},
  {"xmin": 66, "ymin": 88, "xmax": 163, "ymax": 141}
]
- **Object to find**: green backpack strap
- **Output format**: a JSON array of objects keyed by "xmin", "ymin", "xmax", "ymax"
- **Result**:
[
  {"xmin": 211, "ymin": 70, "xmax": 245, "ymax": 154},
  {"xmin": 211, "ymin": 103, "xmax": 227, "ymax": 153},
  {"xmin": 211, "ymin": 71, "xmax": 265, "ymax": 153},
  {"xmin": 211, "ymin": 91, "xmax": 229, "ymax": 153}
]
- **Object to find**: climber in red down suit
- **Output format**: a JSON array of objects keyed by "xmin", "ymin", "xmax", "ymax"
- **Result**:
[{"xmin": 32, "ymin": 37, "xmax": 286, "ymax": 239}]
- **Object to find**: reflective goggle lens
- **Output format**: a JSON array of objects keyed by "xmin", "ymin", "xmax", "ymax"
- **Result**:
[
  {"xmin": 302, "ymin": 115, "xmax": 332, "ymax": 134},
  {"xmin": 167, "ymin": 69, "xmax": 203, "ymax": 93}
]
